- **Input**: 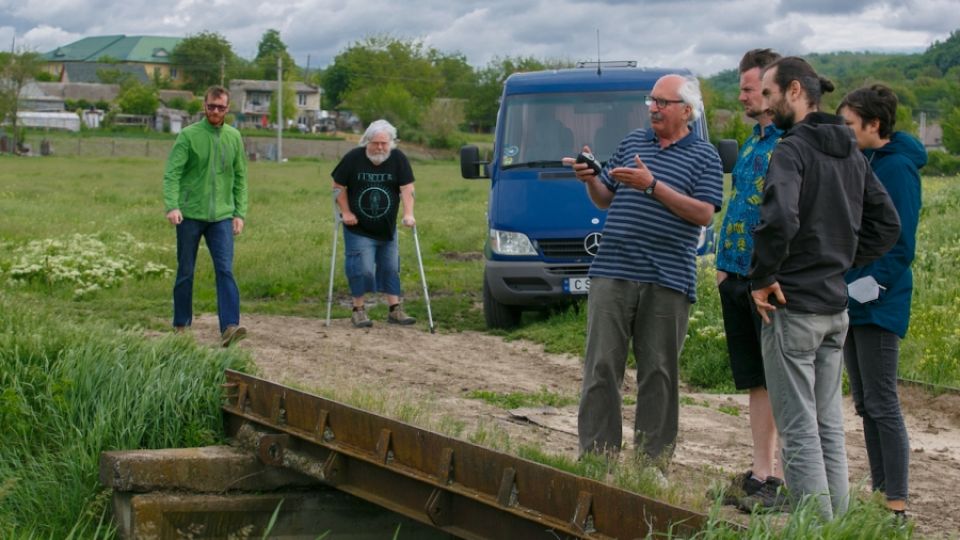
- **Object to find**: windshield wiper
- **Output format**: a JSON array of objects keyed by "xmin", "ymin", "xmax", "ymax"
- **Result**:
[{"xmin": 502, "ymin": 160, "xmax": 567, "ymax": 170}]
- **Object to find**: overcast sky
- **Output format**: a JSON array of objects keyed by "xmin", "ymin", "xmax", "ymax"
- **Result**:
[{"xmin": 2, "ymin": 0, "xmax": 958, "ymax": 77}]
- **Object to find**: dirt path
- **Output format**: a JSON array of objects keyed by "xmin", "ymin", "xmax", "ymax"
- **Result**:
[{"xmin": 188, "ymin": 313, "xmax": 960, "ymax": 538}]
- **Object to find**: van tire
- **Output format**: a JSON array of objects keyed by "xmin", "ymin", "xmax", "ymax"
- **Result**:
[{"xmin": 483, "ymin": 277, "xmax": 522, "ymax": 329}]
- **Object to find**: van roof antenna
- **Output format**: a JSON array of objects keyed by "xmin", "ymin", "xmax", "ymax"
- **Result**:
[{"xmin": 596, "ymin": 29, "xmax": 602, "ymax": 76}]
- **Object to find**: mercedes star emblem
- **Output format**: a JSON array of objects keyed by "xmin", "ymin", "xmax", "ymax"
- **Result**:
[{"xmin": 583, "ymin": 232, "xmax": 602, "ymax": 256}]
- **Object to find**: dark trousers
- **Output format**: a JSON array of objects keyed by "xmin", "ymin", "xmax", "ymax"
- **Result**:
[
  {"xmin": 173, "ymin": 218, "xmax": 240, "ymax": 334},
  {"xmin": 843, "ymin": 324, "xmax": 909, "ymax": 502}
]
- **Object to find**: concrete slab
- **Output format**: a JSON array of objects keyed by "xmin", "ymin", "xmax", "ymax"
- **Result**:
[
  {"xmin": 114, "ymin": 490, "xmax": 453, "ymax": 539},
  {"xmin": 100, "ymin": 445, "xmax": 320, "ymax": 493}
]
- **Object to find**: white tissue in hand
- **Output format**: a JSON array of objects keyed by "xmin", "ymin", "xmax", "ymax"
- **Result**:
[{"xmin": 848, "ymin": 275, "xmax": 884, "ymax": 303}]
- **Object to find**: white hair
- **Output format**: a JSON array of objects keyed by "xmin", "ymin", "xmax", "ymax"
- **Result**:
[
  {"xmin": 678, "ymin": 77, "xmax": 704, "ymax": 122},
  {"xmin": 359, "ymin": 119, "xmax": 398, "ymax": 150}
]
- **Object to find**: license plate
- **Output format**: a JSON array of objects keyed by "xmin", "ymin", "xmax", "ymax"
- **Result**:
[{"xmin": 563, "ymin": 277, "xmax": 590, "ymax": 294}]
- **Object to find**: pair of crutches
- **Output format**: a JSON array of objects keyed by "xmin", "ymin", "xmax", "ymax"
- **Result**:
[{"xmin": 325, "ymin": 188, "xmax": 435, "ymax": 333}]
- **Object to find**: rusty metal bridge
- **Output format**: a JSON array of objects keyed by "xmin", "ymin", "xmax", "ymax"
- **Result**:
[{"xmin": 222, "ymin": 370, "xmax": 729, "ymax": 539}]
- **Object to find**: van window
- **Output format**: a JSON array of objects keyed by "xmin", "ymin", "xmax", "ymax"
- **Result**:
[{"xmin": 500, "ymin": 91, "xmax": 651, "ymax": 166}]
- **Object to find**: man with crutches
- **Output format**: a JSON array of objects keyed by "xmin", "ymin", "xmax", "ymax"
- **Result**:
[{"xmin": 330, "ymin": 119, "xmax": 417, "ymax": 328}]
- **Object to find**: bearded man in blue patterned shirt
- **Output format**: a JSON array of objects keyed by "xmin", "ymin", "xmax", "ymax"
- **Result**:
[
  {"xmin": 565, "ymin": 74, "xmax": 723, "ymax": 464},
  {"xmin": 714, "ymin": 49, "xmax": 787, "ymax": 510}
]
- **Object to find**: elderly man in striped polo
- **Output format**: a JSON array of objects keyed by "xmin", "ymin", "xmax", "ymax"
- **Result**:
[{"xmin": 566, "ymin": 74, "xmax": 724, "ymax": 467}]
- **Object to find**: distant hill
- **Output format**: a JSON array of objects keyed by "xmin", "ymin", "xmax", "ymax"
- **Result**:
[{"xmin": 706, "ymin": 30, "xmax": 960, "ymax": 120}]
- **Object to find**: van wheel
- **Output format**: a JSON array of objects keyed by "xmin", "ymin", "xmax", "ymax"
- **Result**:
[{"xmin": 483, "ymin": 278, "xmax": 521, "ymax": 329}]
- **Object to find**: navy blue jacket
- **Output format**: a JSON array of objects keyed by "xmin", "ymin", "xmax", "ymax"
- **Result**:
[{"xmin": 846, "ymin": 131, "xmax": 926, "ymax": 337}]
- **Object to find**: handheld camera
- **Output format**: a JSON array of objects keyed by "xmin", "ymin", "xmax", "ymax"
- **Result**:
[{"xmin": 575, "ymin": 151, "xmax": 602, "ymax": 176}]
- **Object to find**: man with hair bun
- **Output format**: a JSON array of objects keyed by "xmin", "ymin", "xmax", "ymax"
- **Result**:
[
  {"xmin": 838, "ymin": 84, "xmax": 926, "ymax": 518},
  {"xmin": 747, "ymin": 57, "xmax": 902, "ymax": 519}
]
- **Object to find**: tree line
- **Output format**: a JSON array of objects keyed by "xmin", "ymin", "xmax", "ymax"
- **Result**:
[{"xmin": 4, "ymin": 28, "xmax": 960, "ymax": 157}]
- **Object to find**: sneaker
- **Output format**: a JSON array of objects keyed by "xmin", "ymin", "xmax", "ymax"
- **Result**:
[
  {"xmin": 709, "ymin": 469, "xmax": 764, "ymax": 506},
  {"xmin": 737, "ymin": 476, "xmax": 789, "ymax": 513},
  {"xmin": 351, "ymin": 308, "xmax": 373, "ymax": 328},
  {"xmin": 220, "ymin": 325, "xmax": 247, "ymax": 347},
  {"xmin": 387, "ymin": 306, "xmax": 416, "ymax": 325}
]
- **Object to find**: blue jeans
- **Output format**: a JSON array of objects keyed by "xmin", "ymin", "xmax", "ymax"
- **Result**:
[
  {"xmin": 762, "ymin": 308, "xmax": 849, "ymax": 520},
  {"xmin": 342, "ymin": 227, "xmax": 401, "ymax": 298},
  {"xmin": 173, "ymin": 218, "xmax": 240, "ymax": 333},
  {"xmin": 843, "ymin": 324, "xmax": 909, "ymax": 502}
]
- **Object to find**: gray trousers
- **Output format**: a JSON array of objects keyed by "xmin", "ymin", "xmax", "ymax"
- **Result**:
[
  {"xmin": 762, "ymin": 308, "xmax": 849, "ymax": 520},
  {"xmin": 578, "ymin": 277, "xmax": 690, "ymax": 461}
]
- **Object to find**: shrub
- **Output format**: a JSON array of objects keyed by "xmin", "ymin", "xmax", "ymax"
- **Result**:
[{"xmin": 925, "ymin": 150, "xmax": 960, "ymax": 176}]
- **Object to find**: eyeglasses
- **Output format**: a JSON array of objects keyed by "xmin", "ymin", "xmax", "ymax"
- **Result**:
[
  {"xmin": 205, "ymin": 103, "xmax": 228, "ymax": 112},
  {"xmin": 645, "ymin": 96, "xmax": 685, "ymax": 108}
]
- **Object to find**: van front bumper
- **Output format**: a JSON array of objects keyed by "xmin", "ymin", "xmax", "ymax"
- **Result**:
[{"xmin": 485, "ymin": 260, "xmax": 591, "ymax": 307}]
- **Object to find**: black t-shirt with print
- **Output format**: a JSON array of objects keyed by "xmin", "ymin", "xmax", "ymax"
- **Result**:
[{"xmin": 331, "ymin": 147, "xmax": 415, "ymax": 241}]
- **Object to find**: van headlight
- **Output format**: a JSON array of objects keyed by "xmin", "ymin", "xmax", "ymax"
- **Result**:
[{"xmin": 489, "ymin": 229, "xmax": 537, "ymax": 256}]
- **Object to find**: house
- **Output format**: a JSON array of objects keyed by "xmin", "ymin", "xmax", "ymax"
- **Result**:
[
  {"xmin": 228, "ymin": 79, "xmax": 322, "ymax": 130},
  {"xmin": 42, "ymin": 35, "xmax": 184, "ymax": 85}
]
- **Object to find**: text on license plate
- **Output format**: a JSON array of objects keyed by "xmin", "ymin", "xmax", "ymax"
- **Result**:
[{"xmin": 563, "ymin": 277, "xmax": 590, "ymax": 294}]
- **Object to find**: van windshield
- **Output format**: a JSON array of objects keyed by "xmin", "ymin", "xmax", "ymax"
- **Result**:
[{"xmin": 499, "ymin": 91, "xmax": 651, "ymax": 169}]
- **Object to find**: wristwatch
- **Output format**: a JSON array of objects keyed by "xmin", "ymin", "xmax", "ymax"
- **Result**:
[{"xmin": 644, "ymin": 178, "xmax": 658, "ymax": 196}]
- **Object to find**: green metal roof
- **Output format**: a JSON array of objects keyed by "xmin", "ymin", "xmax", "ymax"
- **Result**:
[{"xmin": 43, "ymin": 35, "xmax": 182, "ymax": 64}]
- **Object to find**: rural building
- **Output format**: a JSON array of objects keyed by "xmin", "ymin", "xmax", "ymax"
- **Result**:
[
  {"xmin": 41, "ymin": 35, "xmax": 184, "ymax": 85},
  {"xmin": 229, "ymin": 79, "xmax": 322, "ymax": 130}
]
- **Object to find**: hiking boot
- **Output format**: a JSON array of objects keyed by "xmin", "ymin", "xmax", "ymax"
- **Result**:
[
  {"xmin": 737, "ymin": 476, "xmax": 790, "ymax": 513},
  {"xmin": 387, "ymin": 306, "xmax": 416, "ymax": 325},
  {"xmin": 708, "ymin": 469, "xmax": 764, "ymax": 506},
  {"xmin": 351, "ymin": 308, "xmax": 373, "ymax": 328},
  {"xmin": 221, "ymin": 324, "xmax": 247, "ymax": 347}
]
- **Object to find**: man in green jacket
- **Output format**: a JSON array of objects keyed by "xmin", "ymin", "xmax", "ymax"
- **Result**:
[{"xmin": 162, "ymin": 85, "xmax": 249, "ymax": 347}]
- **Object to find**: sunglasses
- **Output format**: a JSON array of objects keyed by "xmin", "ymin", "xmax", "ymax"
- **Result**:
[{"xmin": 205, "ymin": 103, "xmax": 228, "ymax": 112}]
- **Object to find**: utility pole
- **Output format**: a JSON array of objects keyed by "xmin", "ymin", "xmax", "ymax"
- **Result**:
[
  {"xmin": 276, "ymin": 56, "xmax": 283, "ymax": 162},
  {"xmin": 220, "ymin": 55, "xmax": 225, "ymax": 87}
]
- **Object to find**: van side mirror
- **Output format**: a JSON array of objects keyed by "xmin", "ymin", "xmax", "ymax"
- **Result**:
[
  {"xmin": 460, "ymin": 145, "xmax": 489, "ymax": 179},
  {"xmin": 717, "ymin": 139, "xmax": 739, "ymax": 174}
]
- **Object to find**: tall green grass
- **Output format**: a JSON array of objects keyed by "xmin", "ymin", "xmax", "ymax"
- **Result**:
[{"xmin": 0, "ymin": 292, "xmax": 251, "ymax": 537}]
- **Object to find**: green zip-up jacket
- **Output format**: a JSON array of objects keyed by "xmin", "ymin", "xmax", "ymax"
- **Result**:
[{"xmin": 163, "ymin": 117, "xmax": 248, "ymax": 221}]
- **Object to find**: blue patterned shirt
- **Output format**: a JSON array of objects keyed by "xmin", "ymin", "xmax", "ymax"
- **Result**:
[
  {"xmin": 715, "ymin": 122, "xmax": 783, "ymax": 275},
  {"xmin": 589, "ymin": 128, "xmax": 724, "ymax": 303}
]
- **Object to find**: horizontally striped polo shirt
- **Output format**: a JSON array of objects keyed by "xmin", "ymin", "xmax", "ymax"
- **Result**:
[{"xmin": 588, "ymin": 128, "xmax": 723, "ymax": 303}]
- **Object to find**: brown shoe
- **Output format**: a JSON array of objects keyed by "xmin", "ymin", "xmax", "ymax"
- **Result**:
[
  {"xmin": 387, "ymin": 306, "xmax": 416, "ymax": 325},
  {"xmin": 351, "ymin": 308, "xmax": 373, "ymax": 328},
  {"xmin": 174, "ymin": 325, "xmax": 188, "ymax": 334},
  {"xmin": 221, "ymin": 324, "xmax": 247, "ymax": 347}
]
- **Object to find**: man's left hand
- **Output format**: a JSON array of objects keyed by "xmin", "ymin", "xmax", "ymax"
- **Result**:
[
  {"xmin": 751, "ymin": 281, "xmax": 786, "ymax": 325},
  {"xmin": 610, "ymin": 154, "xmax": 656, "ymax": 191},
  {"xmin": 233, "ymin": 217, "xmax": 245, "ymax": 235}
]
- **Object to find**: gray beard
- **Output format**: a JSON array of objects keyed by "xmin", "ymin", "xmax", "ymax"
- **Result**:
[{"xmin": 366, "ymin": 149, "xmax": 389, "ymax": 165}]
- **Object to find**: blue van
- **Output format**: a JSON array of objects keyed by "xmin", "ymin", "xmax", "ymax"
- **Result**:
[{"xmin": 460, "ymin": 64, "xmax": 734, "ymax": 328}]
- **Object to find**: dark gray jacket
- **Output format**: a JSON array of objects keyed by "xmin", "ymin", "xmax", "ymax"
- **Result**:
[{"xmin": 749, "ymin": 112, "xmax": 901, "ymax": 315}]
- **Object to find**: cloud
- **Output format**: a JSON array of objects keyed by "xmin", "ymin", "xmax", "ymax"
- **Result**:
[{"xmin": 1, "ymin": 0, "xmax": 956, "ymax": 77}]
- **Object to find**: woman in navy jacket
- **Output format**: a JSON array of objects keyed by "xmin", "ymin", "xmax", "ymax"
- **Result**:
[{"xmin": 838, "ymin": 84, "xmax": 926, "ymax": 517}]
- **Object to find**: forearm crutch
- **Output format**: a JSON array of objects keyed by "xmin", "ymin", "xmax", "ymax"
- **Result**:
[{"xmin": 325, "ymin": 188, "xmax": 341, "ymax": 326}]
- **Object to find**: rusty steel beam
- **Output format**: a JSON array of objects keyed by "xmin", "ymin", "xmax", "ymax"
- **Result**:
[{"xmin": 222, "ymin": 370, "xmax": 721, "ymax": 539}]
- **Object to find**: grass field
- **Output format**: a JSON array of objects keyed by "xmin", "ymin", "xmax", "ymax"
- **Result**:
[
  {"xmin": 0, "ymin": 151, "xmax": 956, "ymax": 538},
  {"xmin": 1, "ymin": 153, "xmax": 958, "ymax": 388}
]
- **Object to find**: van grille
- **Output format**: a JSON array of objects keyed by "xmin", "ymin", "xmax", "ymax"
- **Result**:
[{"xmin": 538, "ymin": 238, "xmax": 593, "ymax": 259}]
